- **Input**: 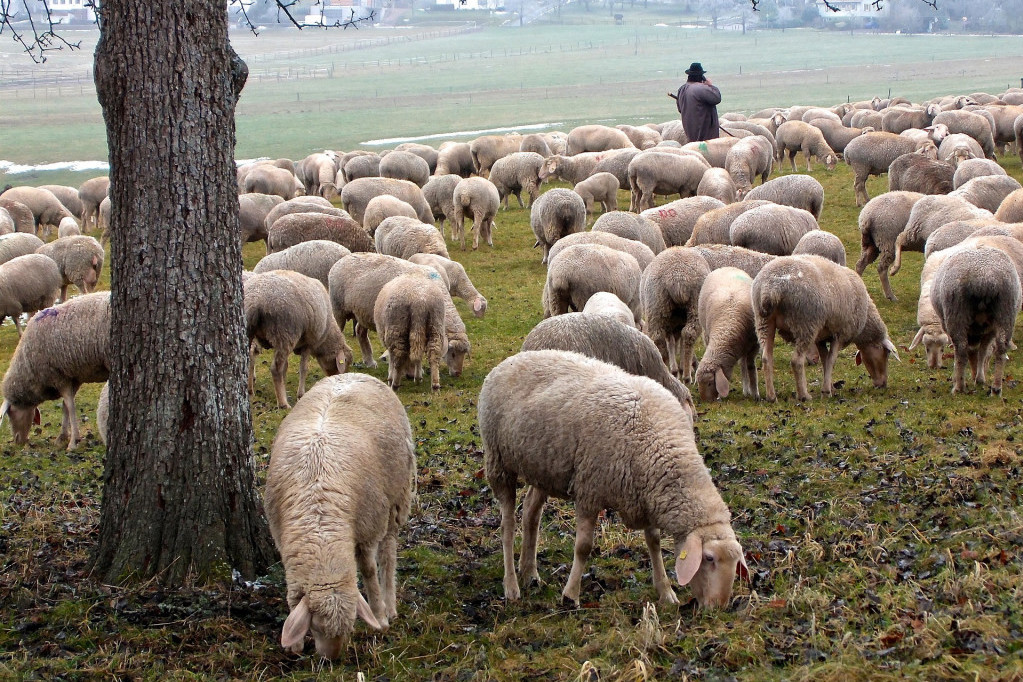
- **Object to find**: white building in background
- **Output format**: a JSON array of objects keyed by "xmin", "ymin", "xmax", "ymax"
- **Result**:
[
  {"xmin": 33, "ymin": 0, "xmax": 96, "ymax": 22},
  {"xmin": 817, "ymin": 1, "xmax": 890, "ymax": 18}
]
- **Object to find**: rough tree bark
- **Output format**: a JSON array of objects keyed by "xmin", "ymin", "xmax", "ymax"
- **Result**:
[{"xmin": 91, "ymin": 0, "xmax": 276, "ymax": 584}]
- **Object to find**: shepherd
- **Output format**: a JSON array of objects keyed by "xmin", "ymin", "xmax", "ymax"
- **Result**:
[{"xmin": 668, "ymin": 62, "xmax": 722, "ymax": 142}]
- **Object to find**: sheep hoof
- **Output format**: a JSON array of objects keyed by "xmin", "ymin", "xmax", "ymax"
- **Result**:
[{"xmin": 431, "ymin": 383, "xmax": 441, "ymax": 391}]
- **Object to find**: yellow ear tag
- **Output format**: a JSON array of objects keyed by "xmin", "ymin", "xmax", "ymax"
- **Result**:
[{"xmin": 678, "ymin": 550, "xmax": 687, "ymax": 560}]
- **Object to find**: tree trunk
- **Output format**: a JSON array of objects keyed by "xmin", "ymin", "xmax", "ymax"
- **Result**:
[{"xmin": 92, "ymin": 0, "xmax": 276, "ymax": 585}]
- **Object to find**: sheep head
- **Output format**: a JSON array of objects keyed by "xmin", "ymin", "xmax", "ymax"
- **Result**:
[
  {"xmin": 444, "ymin": 338, "xmax": 470, "ymax": 378},
  {"xmin": 281, "ymin": 591, "xmax": 382, "ymax": 660},
  {"xmin": 910, "ymin": 327, "xmax": 949, "ymax": 369},
  {"xmin": 824, "ymin": 153, "xmax": 838, "ymax": 170},
  {"xmin": 674, "ymin": 524, "xmax": 748, "ymax": 608},
  {"xmin": 916, "ymin": 142, "xmax": 940, "ymax": 160},
  {"xmin": 855, "ymin": 338, "xmax": 899, "ymax": 388},
  {"xmin": 696, "ymin": 364, "xmax": 730, "ymax": 402},
  {"xmin": 1, "ymin": 400, "xmax": 41, "ymax": 445}
]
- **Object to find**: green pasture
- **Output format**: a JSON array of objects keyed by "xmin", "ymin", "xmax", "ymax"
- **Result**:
[{"xmin": 2, "ymin": 142, "xmax": 1023, "ymax": 678}]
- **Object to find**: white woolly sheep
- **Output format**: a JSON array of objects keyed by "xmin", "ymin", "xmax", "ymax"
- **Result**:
[
  {"xmin": 374, "ymin": 216, "xmax": 449, "ymax": 260},
  {"xmin": 936, "ymin": 134, "xmax": 983, "ymax": 164},
  {"xmin": 729, "ymin": 204, "xmax": 820, "ymax": 257},
  {"xmin": 373, "ymin": 272, "xmax": 448, "ymax": 390},
  {"xmin": 252, "ymin": 240, "xmax": 352, "ymax": 290},
  {"xmin": 422, "ymin": 174, "xmax": 461, "ymax": 233},
  {"xmin": 538, "ymin": 152, "xmax": 606, "ymax": 185},
  {"xmin": 953, "ymin": 158, "xmax": 1007, "ymax": 189},
  {"xmin": 543, "ymin": 243, "xmax": 641, "ymax": 323},
  {"xmin": 0, "ymin": 186, "xmax": 75, "ymax": 232},
  {"xmin": 932, "ymin": 246, "xmax": 1021, "ymax": 394},
  {"xmin": 922, "ymin": 218, "xmax": 1002, "ymax": 258},
  {"xmin": 265, "ymin": 372, "xmax": 415, "ymax": 660},
  {"xmin": 395, "ymin": 142, "xmax": 439, "ymax": 173},
  {"xmin": 791, "ymin": 230, "xmax": 846, "ymax": 266},
  {"xmin": 342, "ymin": 154, "xmax": 381, "ymax": 185},
  {"xmin": 545, "ymin": 230, "xmax": 655, "ymax": 272},
  {"xmin": 844, "ymin": 132, "xmax": 938, "ymax": 206},
  {"xmin": 480, "ymin": 349, "xmax": 747, "ymax": 606},
  {"xmin": 996, "ymin": 188, "xmax": 1023, "ymax": 223},
  {"xmin": 855, "ymin": 191, "xmax": 925, "ymax": 301},
  {"xmin": 774, "ymin": 121, "xmax": 838, "ymax": 172},
  {"xmin": 379, "ymin": 150, "xmax": 430, "ymax": 188},
  {"xmin": 743, "ymin": 175, "xmax": 824, "ymax": 220},
  {"xmin": 408, "ymin": 252, "xmax": 488, "ymax": 317},
  {"xmin": 566, "ymin": 124, "xmax": 636, "ymax": 155},
  {"xmin": 519, "ymin": 133, "xmax": 552, "ymax": 157},
  {"xmin": 887, "ymin": 151, "xmax": 955, "ymax": 195},
  {"xmin": 57, "ymin": 217, "xmax": 81, "ymax": 238},
  {"xmin": 488, "ymin": 152, "xmax": 545, "ymax": 210},
  {"xmin": 0, "ymin": 199, "xmax": 36, "ymax": 236},
  {"xmin": 451, "ymin": 177, "xmax": 500, "ymax": 251},
  {"xmin": 78, "ymin": 176, "xmax": 109, "ymax": 233},
  {"xmin": 297, "ymin": 152, "xmax": 341, "ymax": 199},
  {"xmin": 0, "ymin": 254, "xmax": 62, "ymax": 336},
  {"xmin": 0, "ymin": 232, "xmax": 45, "ymax": 266},
  {"xmin": 96, "ymin": 381, "xmax": 108, "ymax": 445},
  {"xmin": 808, "ymin": 119, "xmax": 874, "ymax": 154},
  {"xmin": 628, "ymin": 152, "xmax": 708, "ymax": 212},
  {"xmin": 752, "ymin": 255, "xmax": 898, "ymax": 402},
  {"xmin": 640, "ymin": 246, "xmax": 712, "ymax": 382},
  {"xmin": 590, "ymin": 148, "xmax": 643, "ymax": 189},
  {"xmin": 263, "ymin": 197, "xmax": 345, "ymax": 236},
  {"xmin": 696, "ymin": 168, "xmax": 737, "ymax": 205},
  {"xmin": 695, "ymin": 267, "xmax": 759, "ymax": 401},
  {"xmin": 469, "ymin": 134, "xmax": 523, "ymax": 177},
  {"xmin": 681, "ymin": 138, "xmax": 743, "ymax": 168},
  {"xmin": 239, "ymin": 193, "xmax": 284, "ymax": 245},
  {"xmin": 1, "ymin": 291, "xmax": 110, "ymax": 449},
  {"xmin": 616, "ymin": 124, "xmax": 661, "ymax": 149},
  {"xmin": 340, "ymin": 177, "xmax": 434, "ymax": 226},
  {"xmin": 0, "ymin": 208, "xmax": 14, "ymax": 236},
  {"xmin": 880, "ymin": 104, "xmax": 942, "ymax": 134},
  {"xmin": 573, "ymin": 172, "xmax": 620, "ymax": 219},
  {"xmin": 580, "ymin": 291, "xmax": 636, "ymax": 328},
  {"xmin": 363, "ymin": 195, "xmax": 419, "ymax": 236},
  {"xmin": 686, "ymin": 200, "xmax": 774, "ymax": 247},
  {"xmin": 244, "ymin": 270, "xmax": 352, "ymax": 408},
  {"xmin": 890, "ymin": 194, "xmax": 993, "ymax": 276},
  {"xmin": 725, "ymin": 135, "xmax": 775, "ymax": 198},
  {"xmin": 241, "ymin": 164, "xmax": 304, "ymax": 200},
  {"xmin": 35, "ymin": 235, "xmax": 105, "ymax": 301},
  {"xmin": 267, "ymin": 213, "xmax": 374, "ymax": 255},
  {"xmin": 530, "ymin": 188, "xmax": 587, "ymax": 265},
  {"xmin": 521, "ymin": 313, "xmax": 694, "ymax": 415},
  {"xmin": 435, "ymin": 142, "xmax": 475, "ymax": 178},
  {"xmin": 592, "ymin": 211, "xmax": 666, "ymax": 254},
  {"xmin": 691, "ymin": 244, "xmax": 777, "ymax": 279},
  {"xmin": 641, "ymin": 196, "xmax": 724, "ymax": 247},
  {"xmin": 949, "ymin": 175, "xmax": 1023, "ymax": 214},
  {"xmin": 932, "ymin": 110, "xmax": 996, "ymax": 159}
]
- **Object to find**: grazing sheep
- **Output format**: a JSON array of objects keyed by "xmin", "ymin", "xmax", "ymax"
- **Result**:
[
  {"xmin": 890, "ymin": 195, "xmax": 994, "ymax": 276},
  {"xmin": 695, "ymin": 267, "xmax": 759, "ymax": 401},
  {"xmin": 696, "ymin": 168, "xmax": 737, "ymax": 205},
  {"xmin": 641, "ymin": 246, "xmax": 711, "ymax": 382},
  {"xmin": 743, "ymin": 175, "xmax": 824, "ymax": 220},
  {"xmin": 342, "ymin": 154, "xmax": 381, "ymax": 184},
  {"xmin": 616, "ymin": 124, "xmax": 661, "ymax": 149},
  {"xmin": 469, "ymin": 135, "xmax": 523, "ymax": 177},
  {"xmin": 543, "ymin": 244, "xmax": 641, "ymax": 323},
  {"xmin": 880, "ymin": 104, "xmax": 942, "ymax": 134},
  {"xmin": 489, "ymin": 152, "xmax": 545, "ymax": 210},
  {"xmin": 855, "ymin": 191, "xmax": 925, "ymax": 301},
  {"xmin": 722, "ymin": 120, "xmax": 777, "ymax": 149},
  {"xmin": 35, "ymin": 236, "xmax": 105, "ymax": 301},
  {"xmin": 408, "ymin": 252, "xmax": 488, "ymax": 317},
  {"xmin": 263, "ymin": 197, "xmax": 346, "ymax": 235},
  {"xmin": 546, "ymin": 230, "xmax": 655, "ymax": 272},
  {"xmin": 239, "ymin": 193, "xmax": 284, "ymax": 245},
  {"xmin": 39, "ymin": 185, "xmax": 84, "ymax": 221},
  {"xmin": 395, "ymin": 142, "xmax": 439, "ymax": 174},
  {"xmin": 241, "ymin": 164, "xmax": 304, "ymax": 200},
  {"xmin": 435, "ymin": 141, "xmax": 474, "ymax": 178},
  {"xmin": 566, "ymin": 124, "xmax": 635, "ymax": 155},
  {"xmin": 686, "ymin": 200, "xmax": 773, "ymax": 247},
  {"xmin": 0, "ymin": 292, "xmax": 110, "ymax": 449},
  {"xmin": 362, "ymin": 195, "xmax": 419, "ymax": 236},
  {"xmin": 592, "ymin": 211, "xmax": 666, "ymax": 254},
  {"xmin": 265, "ymin": 372, "xmax": 414, "ymax": 660},
  {"xmin": 480, "ymin": 349, "xmax": 747, "ymax": 606},
  {"xmin": 579, "ymin": 291, "xmax": 637, "ymax": 327},
  {"xmin": 752, "ymin": 255, "xmax": 898, "ymax": 402},
  {"xmin": 519, "ymin": 133, "xmax": 552, "ymax": 157},
  {"xmin": 451, "ymin": 177, "xmax": 499, "ymax": 251},
  {"xmin": 996, "ymin": 188, "xmax": 1023, "ymax": 223},
  {"xmin": 642, "ymin": 196, "xmax": 724, "ymax": 247},
  {"xmin": 850, "ymin": 109, "xmax": 884, "ymax": 130},
  {"xmin": 774, "ymin": 121, "xmax": 838, "ymax": 172},
  {"xmin": 729, "ymin": 204, "xmax": 820, "ymax": 256},
  {"xmin": 0, "ymin": 186, "xmax": 74, "ymax": 232},
  {"xmin": 0, "ymin": 209, "xmax": 14, "ymax": 236},
  {"xmin": 725, "ymin": 136, "xmax": 775, "ymax": 198},
  {"xmin": 953, "ymin": 158, "xmax": 1007, "ymax": 189},
  {"xmin": 521, "ymin": 313, "xmax": 695, "ymax": 415},
  {"xmin": 949, "ymin": 175, "xmax": 1023, "ymax": 214},
  {"xmin": 0, "ymin": 254, "xmax": 62, "ymax": 336},
  {"xmin": 932, "ymin": 247, "xmax": 1021, "ymax": 394},
  {"xmin": 530, "ymin": 188, "xmax": 586, "ymax": 265},
  {"xmin": 0, "ymin": 233, "xmax": 46, "ymax": 266},
  {"xmin": 628, "ymin": 152, "xmax": 708, "ymax": 212},
  {"xmin": 590, "ymin": 148, "xmax": 642, "ymax": 189},
  {"xmin": 78, "ymin": 176, "xmax": 109, "ymax": 233},
  {"xmin": 573, "ymin": 172, "xmax": 620, "ymax": 219},
  {"xmin": 937, "ymin": 134, "xmax": 984, "ymax": 163},
  {"xmin": 691, "ymin": 243, "xmax": 776, "ymax": 278},
  {"xmin": 296, "ymin": 152, "xmax": 341, "ymax": 199},
  {"xmin": 538, "ymin": 153, "xmax": 606, "ymax": 185},
  {"xmin": 807, "ymin": 119, "xmax": 874, "ymax": 154},
  {"xmin": 437, "ymin": 292, "xmax": 470, "ymax": 378},
  {"xmin": 0, "ymin": 199, "xmax": 35, "ymax": 235},
  {"xmin": 657, "ymin": 119, "xmax": 690, "ymax": 144},
  {"xmin": 375, "ymin": 216, "xmax": 449, "ymax": 260},
  {"xmin": 898, "ymin": 123, "xmax": 950, "ymax": 148},
  {"xmin": 244, "ymin": 270, "xmax": 352, "ymax": 408},
  {"xmin": 340, "ymin": 177, "xmax": 434, "ymax": 226},
  {"xmin": 422, "ymin": 174, "xmax": 461, "ymax": 234},
  {"xmin": 932, "ymin": 110, "xmax": 997, "ymax": 159},
  {"xmin": 373, "ymin": 272, "xmax": 448, "ymax": 390},
  {"xmin": 792, "ymin": 230, "xmax": 846, "ymax": 266},
  {"xmin": 887, "ymin": 151, "xmax": 955, "ymax": 195},
  {"xmin": 923, "ymin": 218, "xmax": 1002, "ymax": 258},
  {"xmin": 1016, "ymin": 112, "xmax": 1023, "ymax": 165},
  {"xmin": 267, "ymin": 213, "xmax": 374, "ymax": 255},
  {"xmin": 379, "ymin": 150, "xmax": 430, "ymax": 188},
  {"xmin": 844, "ymin": 132, "xmax": 938, "ymax": 206},
  {"xmin": 95, "ymin": 382, "xmax": 108, "ymax": 445},
  {"xmin": 252, "ymin": 240, "xmax": 352, "ymax": 290},
  {"xmin": 681, "ymin": 137, "xmax": 743, "ymax": 169}
]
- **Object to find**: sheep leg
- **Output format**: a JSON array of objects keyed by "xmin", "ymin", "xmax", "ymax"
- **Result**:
[
  {"xmin": 514, "ymin": 190, "xmax": 524, "ymax": 209},
  {"xmin": 819, "ymin": 339, "xmax": 842, "ymax": 396},
  {"xmin": 247, "ymin": 345, "xmax": 258, "ymax": 395},
  {"xmin": 297, "ymin": 353, "xmax": 309, "ymax": 399},
  {"xmin": 388, "ymin": 344, "xmax": 406, "ymax": 390},
  {"xmin": 60, "ymin": 386, "xmax": 81, "ymax": 450},
  {"xmin": 761, "ymin": 321, "xmax": 778, "ymax": 402},
  {"xmin": 876, "ymin": 259, "xmax": 897, "ymax": 302},
  {"xmin": 13, "ymin": 316, "xmax": 22, "ymax": 338},
  {"xmin": 355, "ymin": 323, "xmax": 377, "ymax": 368},
  {"xmin": 853, "ymin": 169, "xmax": 870, "ymax": 207},
  {"xmin": 381, "ymin": 532, "xmax": 399, "ymax": 620},
  {"xmin": 59, "ymin": 284, "xmax": 69, "ymax": 303},
  {"xmin": 518, "ymin": 485, "xmax": 548, "ymax": 588},
  {"xmin": 493, "ymin": 476, "xmax": 521, "ymax": 600},
  {"xmin": 644, "ymin": 528, "xmax": 679, "ymax": 604},
  {"xmin": 792, "ymin": 342, "xmax": 813, "ymax": 401},
  {"xmin": 787, "ymin": 149, "xmax": 798, "ymax": 173},
  {"xmin": 471, "ymin": 216, "xmax": 481, "ymax": 251},
  {"xmin": 968, "ymin": 344, "xmax": 983, "ymax": 386},
  {"xmin": 485, "ymin": 218, "xmax": 495, "ymax": 247},
  {"xmin": 429, "ymin": 337, "xmax": 442, "ymax": 391},
  {"xmin": 562, "ymin": 508, "xmax": 598, "ymax": 605},
  {"xmin": 356, "ymin": 542, "xmax": 388, "ymax": 629},
  {"xmin": 990, "ymin": 339, "xmax": 1008, "ymax": 395},
  {"xmin": 742, "ymin": 352, "xmax": 760, "ymax": 399},
  {"xmin": 855, "ymin": 243, "xmax": 877, "ymax": 277},
  {"xmin": 269, "ymin": 349, "xmax": 292, "ymax": 408},
  {"xmin": 801, "ymin": 145, "xmax": 813, "ymax": 172},
  {"xmin": 951, "ymin": 339, "xmax": 968, "ymax": 394},
  {"xmin": 680, "ymin": 327, "xmax": 699, "ymax": 385}
]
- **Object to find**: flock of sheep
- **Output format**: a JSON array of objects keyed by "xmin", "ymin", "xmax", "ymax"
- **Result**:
[{"xmin": 2, "ymin": 83, "xmax": 1023, "ymax": 660}]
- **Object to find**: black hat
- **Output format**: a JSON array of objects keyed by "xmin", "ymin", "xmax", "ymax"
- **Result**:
[{"xmin": 685, "ymin": 62, "xmax": 707, "ymax": 76}]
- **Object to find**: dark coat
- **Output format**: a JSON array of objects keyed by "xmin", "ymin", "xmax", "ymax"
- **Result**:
[{"xmin": 676, "ymin": 81, "xmax": 722, "ymax": 142}]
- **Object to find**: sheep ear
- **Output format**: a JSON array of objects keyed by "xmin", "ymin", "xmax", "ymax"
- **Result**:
[
  {"xmin": 909, "ymin": 328, "xmax": 925, "ymax": 351},
  {"xmin": 884, "ymin": 338, "xmax": 901, "ymax": 362},
  {"xmin": 281, "ymin": 597, "xmax": 312, "ymax": 653},
  {"xmin": 714, "ymin": 368, "xmax": 730, "ymax": 399},
  {"xmin": 473, "ymin": 297, "xmax": 485, "ymax": 314},
  {"xmin": 675, "ymin": 533, "xmax": 704, "ymax": 586},
  {"xmin": 356, "ymin": 593, "xmax": 382, "ymax": 631},
  {"xmin": 736, "ymin": 553, "xmax": 750, "ymax": 582},
  {"xmin": 855, "ymin": 350, "xmax": 862, "ymax": 366},
  {"xmin": 33, "ymin": 408, "xmax": 41, "ymax": 425},
  {"xmin": 0, "ymin": 400, "xmax": 9, "ymax": 426}
]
